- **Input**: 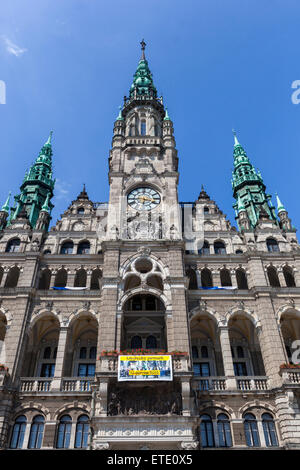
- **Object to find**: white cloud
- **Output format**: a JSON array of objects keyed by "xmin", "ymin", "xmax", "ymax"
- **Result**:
[
  {"xmin": 54, "ymin": 179, "xmax": 71, "ymax": 201},
  {"xmin": 2, "ymin": 36, "xmax": 27, "ymax": 57}
]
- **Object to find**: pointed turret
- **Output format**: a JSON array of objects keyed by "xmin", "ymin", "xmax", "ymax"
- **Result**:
[
  {"xmin": 10, "ymin": 132, "xmax": 55, "ymax": 230},
  {"xmin": 1, "ymin": 191, "xmax": 11, "ymax": 213},
  {"xmin": 232, "ymin": 130, "xmax": 277, "ymax": 229},
  {"xmin": 276, "ymin": 194, "xmax": 286, "ymax": 214},
  {"xmin": 0, "ymin": 191, "xmax": 11, "ymax": 230},
  {"xmin": 275, "ymin": 193, "xmax": 292, "ymax": 230}
]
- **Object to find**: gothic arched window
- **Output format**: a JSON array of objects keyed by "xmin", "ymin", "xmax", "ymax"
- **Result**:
[
  {"xmin": 214, "ymin": 241, "xmax": 226, "ymax": 255},
  {"xmin": 28, "ymin": 415, "xmax": 45, "ymax": 449},
  {"xmin": 267, "ymin": 266, "xmax": 280, "ymax": 287},
  {"xmin": 4, "ymin": 266, "xmax": 20, "ymax": 288},
  {"xmin": 54, "ymin": 268, "xmax": 68, "ymax": 288},
  {"xmin": 217, "ymin": 414, "xmax": 232, "ymax": 447},
  {"xmin": 60, "ymin": 241, "xmax": 74, "ymax": 255},
  {"xmin": 74, "ymin": 269, "xmax": 87, "ymax": 288},
  {"xmin": 192, "ymin": 346, "xmax": 199, "ymax": 359},
  {"xmin": 131, "ymin": 335, "xmax": 142, "ymax": 349},
  {"xmin": 140, "ymin": 121, "xmax": 146, "ymax": 136},
  {"xmin": 79, "ymin": 347, "xmax": 87, "ymax": 359},
  {"xmin": 201, "ymin": 345, "xmax": 209, "ymax": 358},
  {"xmin": 283, "ymin": 266, "xmax": 296, "ymax": 287},
  {"xmin": 244, "ymin": 413, "xmax": 260, "ymax": 447},
  {"xmin": 262, "ymin": 413, "xmax": 278, "ymax": 447},
  {"xmin": 201, "ymin": 268, "xmax": 213, "ymax": 288},
  {"xmin": 10, "ymin": 415, "xmax": 27, "ymax": 449},
  {"xmin": 90, "ymin": 269, "xmax": 101, "ymax": 290},
  {"xmin": 266, "ymin": 238, "xmax": 279, "ymax": 253},
  {"xmin": 56, "ymin": 415, "xmax": 72, "ymax": 449},
  {"xmin": 187, "ymin": 268, "xmax": 198, "ymax": 290},
  {"xmin": 220, "ymin": 268, "xmax": 232, "ymax": 287},
  {"xmin": 38, "ymin": 268, "xmax": 51, "ymax": 290},
  {"xmin": 199, "ymin": 241, "xmax": 210, "ymax": 255},
  {"xmin": 200, "ymin": 414, "xmax": 215, "ymax": 448},
  {"xmin": 6, "ymin": 238, "xmax": 21, "ymax": 253},
  {"xmin": 74, "ymin": 415, "xmax": 90, "ymax": 449},
  {"xmin": 236, "ymin": 268, "xmax": 248, "ymax": 289},
  {"xmin": 146, "ymin": 335, "xmax": 157, "ymax": 349},
  {"xmin": 77, "ymin": 241, "xmax": 90, "ymax": 255}
]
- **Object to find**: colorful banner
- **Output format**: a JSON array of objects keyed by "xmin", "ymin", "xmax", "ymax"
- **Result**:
[{"xmin": 118, "ymin": 355, "xmax": 173, "ymax": 381}]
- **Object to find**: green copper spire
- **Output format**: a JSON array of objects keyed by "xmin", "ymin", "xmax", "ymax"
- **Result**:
[
  {"xmin": 276, "ymin": 193, "xmax": 286, "ymax": 214},
  {"xmin": 41, "ymin": 192, "xmax": 51, "ymax": 213},
  {"xmin": 232, "ymin": 131, "xmax": 277, "ymax": 229},
  {"xmin": 129, "ymin": 40, "xmax": 157, "ymax": 99},
  {"xmin": 10, "ymin": 133, "xmax": 55, "ymax": 229},
  {"xmin": 1, "ymin": 191, "xmax": 11, "ymax": 213},
  {"xmin": 164, "ymin": 107, "xmax": 170, "ymax": 121},
  {"xmin": 116, "ymin": 105, "xmax": 124, "ymax": 121}
]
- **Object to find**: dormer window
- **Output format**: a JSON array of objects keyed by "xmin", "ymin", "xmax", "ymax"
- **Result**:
[{"xmin": 77, "ymin": 208, "xmax": 84, "ymax": 215}]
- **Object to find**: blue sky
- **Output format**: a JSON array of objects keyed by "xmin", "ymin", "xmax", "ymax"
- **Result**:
[{"xmin": 0, "ymin": 0, "xmax": 300, "ymax": 229}]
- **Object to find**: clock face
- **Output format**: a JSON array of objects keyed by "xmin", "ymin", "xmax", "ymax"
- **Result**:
[{"xmin": 127, "ymin": 187, "xmax": 161, "ymax": 211}]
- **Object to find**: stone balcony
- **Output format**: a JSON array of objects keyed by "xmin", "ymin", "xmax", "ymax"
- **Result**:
[
  {"xmin": 19, "ymin": 376, "xmax": 94, "ymax": 394},
  {"xmin": 192, "ymin": 375, "xmax": 269, "ymax": 394},
  {"xmin": 280, "ymin": 367, "xmax": 300, "ymax": 387}
]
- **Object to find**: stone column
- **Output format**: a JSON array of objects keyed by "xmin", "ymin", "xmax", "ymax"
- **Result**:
[
  {"xmin": 0, "ymin": 269, "xmax": 9, "ymax": 287},
  {"xmin": 275, "ymin": 391, "xmax": 300, "ymax": 448},
  {"xmin": 86, "ymin": 270, "xmax": 92, "ymax": 289},
  {"xmin": 230, "ymin": 270, "xmax": 238, "ymax": 288},
  {"xmin": 115, "ymin": 313, "xmax": 122, "ymax": 351},
  {"xmin": 166, "ymin": 310, "xmax": 175, "ymax": 352},
  {"xmin": 219, "ymin": 326, "xmax": 236, "ymax": 389},
  {"xmin": 212, "ymin": 270, "xmax": 220, "ymax": 287},
  {"xmin": 277, "ymin": 269, "xmax": 286, "ymax": 287},
  {"xmin": 254, "ymin": 294, "xmax": 286, "ymax": 388},
  {"xmin": 257, "ymin": 418, "xmax": 267, "ymax": 447},
  {"xmin": 49, "ymin": 271, "xmax": 56, "ymax": 288},
  {"xmin": 18, "ymin": 254, "xmax": 40, "ymax": 288},
  {"xmin": 51, "ymin": 326, "xmax": 68, "ymax": 390},
  {"xmin": 181, "ymin": 379, "xmax": 192, "ymax": 416},
  {"xmin": 67, "ymin": 271, "xmax": 75, "ymax": 288},
  {"xmin": 22, "ymin": 421, "xmax": 31, "ymax": 449},
  {"xmin": 247, "ymin": 256, "xmax": 268, "ymax": 288},
  {"xmin": 196, "ymin": 270, "xmax": 202, "ymax": 288}
]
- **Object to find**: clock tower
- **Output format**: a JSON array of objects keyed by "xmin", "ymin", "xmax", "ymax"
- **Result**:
[
  {"xmin": 106, "ymin": 40, "xmax": 181, "ymax": 242},
  {"xmin": 93, "ymin": 41, "xmax": 194, "ymax": 448}
]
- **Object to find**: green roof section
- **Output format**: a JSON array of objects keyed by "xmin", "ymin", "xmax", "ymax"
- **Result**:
[
  {"xmin": 10, "ymin": 132, "xmax": 55, "ymax": 230},
  {"xmin": 276, "ymin": 193, "xmax": 286, "ymax": 214},
  {"xmin": 116, "ymin": 105, "xmax": 124, "ymax": 121},
  {"xmin": 231, "ymin": 130, "xmax": 277, "ymax": 228},
  {"xmin": 129, "ymin": 40, "xmax": 157, "ymax": 99},
  {"xmin": 164, "ymin": 107, "xmax": 171, "ymax": 121}
]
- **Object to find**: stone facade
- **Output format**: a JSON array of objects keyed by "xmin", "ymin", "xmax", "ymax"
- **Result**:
[{"xmin": 1, "ymin": 43, "xmax": 300, "ymax": 450}]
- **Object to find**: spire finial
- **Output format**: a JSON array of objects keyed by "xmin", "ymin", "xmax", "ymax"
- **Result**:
[
  {"xmin": 45, "ymin": 130, "xmax": 53, "ymax": 146},
  {"xmin": 164, "ymin": 107, "xmax": 170, "ymax": 121},
  {"xmin": 41, "ymin": 192, "xmax": 51, "ymax": 213},
  {"xmin": 1, "ymin": 191, "xmax": 11, "ymax": 213},
  {"xmin": 276, "ymin": 193, "xmax": 286, "ymax": 213},
  {"xmin": 232, "ymin": 128, "xmax": 239, "ymax": 146},
  {"xmin": 140, "ymin": 39, "xmax": 146, "ymax": 60},
  {"xmin": 116, "ymin": 105, "xmax": 124, "ymax": 121}
]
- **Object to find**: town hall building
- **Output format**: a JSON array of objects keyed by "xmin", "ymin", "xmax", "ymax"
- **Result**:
[{"xmin": 0, "ymin": 41, "xmax": 300, "ymax": 450}]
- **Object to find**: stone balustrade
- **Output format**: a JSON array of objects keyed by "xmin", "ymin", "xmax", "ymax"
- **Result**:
[
  {"xmin": 192, "ymin": 376, "xmax": 269, "ymax": 393},
  {"xmin": 280, "ymin": 368, "xmax": 300, "ymax": 385}
]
